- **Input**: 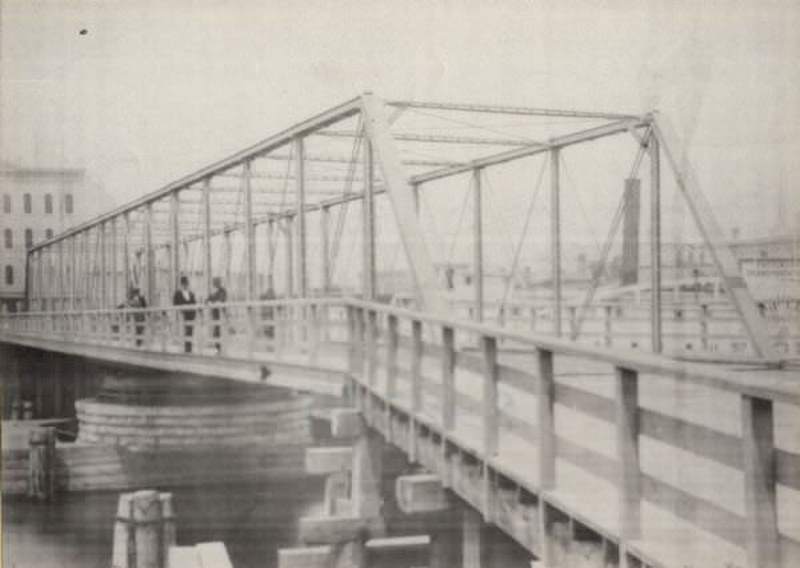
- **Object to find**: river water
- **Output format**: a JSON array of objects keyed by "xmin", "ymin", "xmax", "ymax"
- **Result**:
[
  {"xmin": 0, "ymin": 344, "xmax": 326, "ymax": 568},
  {"xmin": 3, "ymin": 479, "xmax": 324, "ymax": 568}
]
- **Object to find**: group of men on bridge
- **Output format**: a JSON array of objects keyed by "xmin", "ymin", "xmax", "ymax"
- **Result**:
[{"xmin": 117, "ymin": 277, "xmax": 279, "ymax": 354}]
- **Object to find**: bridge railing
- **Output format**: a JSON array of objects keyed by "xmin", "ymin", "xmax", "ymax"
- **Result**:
[
  {"xmin": 1, "ymin": 298, "xmax": 799, "ymax": 566},
  {"xmin": 342, "ymin": 299, "xmax": 799, "ymax": 568},
  {"xmin": 393, "ymin": 296, "xmax": 800, "ymax": 358},
  {"xmin": 0, "ymin": 299, "xmax": 351, "ymax": 360}
]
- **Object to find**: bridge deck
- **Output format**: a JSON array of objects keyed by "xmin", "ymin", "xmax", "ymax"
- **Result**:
[{"xmin": 1, "ymin": 298, "xmax": 799, "ymax": 568}]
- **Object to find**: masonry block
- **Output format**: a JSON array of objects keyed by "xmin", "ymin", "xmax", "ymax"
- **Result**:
[{"xmin": 396, "ymin": 474, "xmax": 451, "ymax": 514}]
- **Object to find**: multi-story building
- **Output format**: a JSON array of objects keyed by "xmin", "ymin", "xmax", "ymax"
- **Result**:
[{"xmin": 0, "ymin": 162, "xmax": 84, "ymax": 311}]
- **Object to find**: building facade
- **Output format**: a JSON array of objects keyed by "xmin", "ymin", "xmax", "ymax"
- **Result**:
[{"xmin": 0, "ymin": 163, "xmax": 84, "ymax": 311}]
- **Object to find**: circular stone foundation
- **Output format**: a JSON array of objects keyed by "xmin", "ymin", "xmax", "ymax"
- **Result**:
[{"xmin": 75, "ymin": 373, "xmax": 312, "ymax": 447}]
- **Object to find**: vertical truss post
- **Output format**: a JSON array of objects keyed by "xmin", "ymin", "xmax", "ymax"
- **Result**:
[
  {"xmin": 70, "ymin": 235, "xmax": 77, "ymax": 310},
  {"xmin": 321, "ymin": 207, "xmax": 330, "ymax": 294},
  {"xmin": 223, "ymin": 231, "xmax": 232, "ymax": 296},
  {"xmin": 170, "ymin": 190, "xmax": 180, "ymax": 292},
  {"xmin": 649, "ymin": 135, "xmax": 662, "ymax": 353},
  {"xmin": 57, "ymin": 240, "xmax": 64, "ymax": 311},
  {"xmin": 99, "ymin": 223, "xmax": 107, "ymax": 309},
  {"xmin": 244, "ymin": 162, "xmax": 256, "ymax": 300},
  {"xmin": 123, "ymin": 213, "xmax": 130, "ymax": 295},
  {"xmin": 294, "ymin": 138, "xmax": 308, "ymax": 298},
  {"xmin": 37, "ymin": 249, "xmax": 44, "ymax": 310},
  {"xmin": 362, "ymin": 138, "xmax": 376, "ymax": 301},
  {"xmin": 24, "ymin": 251, "xmax": 32, "ymax": 312},
  {"xmin": 144, "ymin": 202, "xmax": 154, "ymax": 304},
  {"xmin": 652, "ymin": 116, "xmax": 777, "ymax": 361},
  {"xmin": 285, "ymin": 216, "xmax": 295, "ymax": 297},
  {"xmin": 473, "ymin": 167, "xmax": 484, "ymax": 322},
  {"xmin": 266, "ymin": 218, "xmax": 275, "ymax": 288},
  {"xmin": 360, "ymin": 93, "xmax": 446, "ymax": 313},
  {"xmin": 202, "ymin": 179, "xmax": 212, "ymax": 297},
  {"xmin": 110, "ymin": 217, "xmax": 118, "ymax": 307},
  {"xmin": 550, "ymin": 148, "xmax": 562, "ymax": 337}
]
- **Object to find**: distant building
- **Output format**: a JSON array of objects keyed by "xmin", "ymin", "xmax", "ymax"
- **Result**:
[{"xmin": 0, "ymin": 162, "xmax": 84, "ymax": 311}]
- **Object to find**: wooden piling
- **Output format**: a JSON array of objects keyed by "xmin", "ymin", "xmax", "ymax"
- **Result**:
[
  {"xmin": 160, "ymin": 492, "xmax": 177, "ymax": 565},
  {"xmin": 27, "ymin": 426, "xmax": 55, "ymax": 500},
  {"xmin": 132, "ymin": 489, "xmax": 163, "ymax": 568},
  {"xmin": 112, "ymin": 492, "xmax": 135, "ymax": 568}
]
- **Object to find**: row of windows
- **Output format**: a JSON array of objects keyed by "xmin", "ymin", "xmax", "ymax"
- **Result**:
[
  {"xmin": 3, "ymin": 228, "xmax": 54, "ymax": 249},
  {"xmin": 1, "ymin": 193, "xmax": 73, "ymax": 215}
]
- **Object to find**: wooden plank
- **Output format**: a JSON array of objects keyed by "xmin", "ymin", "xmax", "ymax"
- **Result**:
[
  {"xmin": 615, "ymin": 366, "xmax": 641, "ymax": 540},
  {"xmin": 639, "ymin": 407, "xmax": 742, "ymax": 471},
  {"xmin": 741, "ymin": 395, "xmax": 779, "ymax": 568},
  {"xmin": 278, "ymin": 546, "xmax": 333, "ymax": 568},
  {"xmin": 299, "ymin": 515, "xmax": 369, "ymax": 544},
  {"xmin": 196, "ymin": 542, "xmax": 233, "ymax": 568},
  {"xmin": 640, "ymin": 473, "xmax": 745, "ymax": 546},
  {"xmin": 555, "ymin": 383, "xmax": 614, "ymax": 423},
  {"xmin": 168, "ymin": 546, "xmax": 200, "ymax": 568}
]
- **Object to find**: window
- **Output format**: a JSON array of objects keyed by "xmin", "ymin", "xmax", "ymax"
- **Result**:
[
  {"xmin": 65, "ymin": 194, "xmax": 74, "ymax": 214},
  {"xmin": 2, "ymin": 194, "xmax": 9, "ymax": 213},
  {"xmin": 45, "ymin": 229, "xmax": 53, "ymax": 240},
  {"xmin": 24, "ymin": 193, "xmax": 32, "ymax": 214},
  {"xmin": 44, "ymin": 194, "xmax": 53, "ymax": 214},
  {"xmin": 3, "ymin": 229, "xmax": 11, "ymax": 249},
  {"xmin": 4, "ymin": 266, "xmax": 12, "ymax": 286},
  {"xmin": 25, "ymin": 229, "xmax": 33, "ymax": 249}
]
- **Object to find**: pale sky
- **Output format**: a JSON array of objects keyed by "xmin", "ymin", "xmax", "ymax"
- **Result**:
[{"xmin": 1, "ymin": 0, "xmax": 798, "ymax": 274}]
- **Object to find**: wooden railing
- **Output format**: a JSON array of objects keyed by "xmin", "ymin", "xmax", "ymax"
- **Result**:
[
  {"xmin": 393, "ymin": 296, "xmax": 800, "ymax": 358},
  {"xmin": 1, "ymin": 298, "xmax": 799, "ymax": 567}
]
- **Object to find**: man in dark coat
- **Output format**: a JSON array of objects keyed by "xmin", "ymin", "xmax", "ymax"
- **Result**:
[{"xmin": 173, "ymin": 276, "xmax": 196, "ymax": 353}]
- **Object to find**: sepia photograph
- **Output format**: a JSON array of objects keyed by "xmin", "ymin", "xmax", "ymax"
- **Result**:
[{"xmin": 1, "ymin": 1, "xmax": 798, "ymax": 567}]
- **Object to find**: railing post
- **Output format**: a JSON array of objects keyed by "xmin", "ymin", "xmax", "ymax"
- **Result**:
[
  {"xmin": 441, "ymin": 326, "xmax": 456, "ymax": 432},
  {"xmin": 308, "ymin": 303, "xmax": 320, "ymax": 363},
  {"xmin": 481, "ymin": 335, "xmax": 499, "ymax": 521},
  {"xmin": 604, "ymin": 305, "xmax": 613, "ymax": 347},
  {"xmin": 365, "ymin": 310, "xmax": 378, "ymax": 390},
  {"xmin": 537, "ymin": 348, "xmax": 556, "ymax": 491},
  {"xmin": 741, "ymin": 395, "xmax": 779, "ymax": 568},
  {"xmin": 700, "ymin": 304, "xmax": 709, "ymax": 351},
  {"xmin": 409, "ymin": 319, "xmax": 423, "ymax": 462},
  {"xmin": 386, "ymin": 314, "xmax": 399, "ymax": 400},
  {"xmin": 615, "ymin": 366, "xmax": 641, "ymax": 543},
  {"xmin": 347, "ymin": 306, "xmax": 360, "ymax": 375}
]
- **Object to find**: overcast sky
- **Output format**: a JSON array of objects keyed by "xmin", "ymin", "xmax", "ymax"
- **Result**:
[{"xmin": 1, "ymin": 0, "xmax": 798, "ymax": 263}]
